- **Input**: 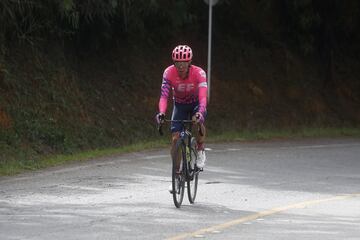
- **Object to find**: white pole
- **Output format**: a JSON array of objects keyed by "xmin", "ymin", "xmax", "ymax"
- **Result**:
[{"xmin": 207, "ymin": 0, "xmax": 213, "ymax": 103}]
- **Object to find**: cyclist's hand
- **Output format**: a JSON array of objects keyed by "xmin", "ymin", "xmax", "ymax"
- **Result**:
[
  {"xmin": 155, "ymin": 113, "xmax": 165, "ymax": 124},
  {"xmin": 193, "ymin": 112, "xmax": 204, "ymax": 124}
]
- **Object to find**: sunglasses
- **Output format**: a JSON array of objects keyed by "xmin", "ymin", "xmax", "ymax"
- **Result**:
[{"xmin": 174, "ymin": 61, "xmax": 190, "ymax": 68}]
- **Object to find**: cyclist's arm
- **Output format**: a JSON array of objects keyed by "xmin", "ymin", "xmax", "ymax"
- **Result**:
[
  {"xmin": 198, "ymin": 69, "xmax": 208, "ymax": 114},
  {"xmin": 198, "ymin": 86, "xmax": 207, "ymax": 114},
  {"xmin": 159, "ymin": 78, "xmax": 171, "ymax": 114}
]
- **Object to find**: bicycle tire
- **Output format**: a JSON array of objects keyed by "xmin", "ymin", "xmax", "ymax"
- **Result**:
[
  {"xmin": 187, "ymin": 137, "xmax": 198, "ymax": 203},
  {"xmin": 171, "ymin": 138, "xmax": 185, "ymax": 208}
]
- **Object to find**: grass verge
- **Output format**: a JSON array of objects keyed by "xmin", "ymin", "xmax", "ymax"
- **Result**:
[
  {"xmin": 0, "ymin": 139, "xmax": 169, "ymax": 176},
  {"xmin": 208, "ymin": 127, "xmax": 360, "ymax": 142},
  {"xmin": 1, "ymin": 127, "xmax": 359, "ymax": 176}
]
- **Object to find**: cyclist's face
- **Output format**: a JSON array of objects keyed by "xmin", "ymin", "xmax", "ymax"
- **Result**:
[{"xmin": 174, "ymin": 61, "xmax": 191, "ymax": 79}]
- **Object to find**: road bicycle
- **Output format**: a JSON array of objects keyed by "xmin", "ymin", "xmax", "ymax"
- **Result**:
[{"xmin": 158, "ymin": 119, "xmax": 203, "ymax": 208}]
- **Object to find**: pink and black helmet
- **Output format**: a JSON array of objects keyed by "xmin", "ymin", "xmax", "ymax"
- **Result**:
[{"xmin": 172, "ymin": 45, "xmax": 193, "ymax": 62}]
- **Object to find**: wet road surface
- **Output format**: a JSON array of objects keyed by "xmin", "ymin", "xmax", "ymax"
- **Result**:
[{"xmin": 1, "ymin": 138, "xmax": 360, "ymax": 239}]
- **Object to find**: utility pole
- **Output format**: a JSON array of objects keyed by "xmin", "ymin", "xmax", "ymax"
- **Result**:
[{"xmin": 204, "ymin": 0, "xmax": 218, "ymax": 103}]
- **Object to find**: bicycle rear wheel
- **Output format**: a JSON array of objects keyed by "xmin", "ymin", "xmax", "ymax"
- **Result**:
[
  {"xmin": 187, "ymin": 137, "xmax": 199, "ymax": 203},
  {"xmin": 172, "ymin": 139, "xmax": 185, "ymax": 208}
]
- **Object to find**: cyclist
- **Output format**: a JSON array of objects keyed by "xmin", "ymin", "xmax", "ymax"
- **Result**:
[{"xmin": 156, "ymin": 45, "xmax": 208, "ymax": 190}]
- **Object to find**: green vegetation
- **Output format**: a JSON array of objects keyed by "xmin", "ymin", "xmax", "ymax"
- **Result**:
[
  {"xmin": 1, "ymin": 1, "xmax": 359, "ymax": 176},
  {"xmin": 0, "ymin": 138, "xmax": 169, "ymax": 176},
  {"xmin": 208, "ymin": 127, "xmax": 360, "ymax": 142}
]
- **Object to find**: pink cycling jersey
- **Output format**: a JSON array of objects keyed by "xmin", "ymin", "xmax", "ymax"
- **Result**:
[{"xmin": 159, "ymin": 65, "xmax": 207, "ymax": 114}]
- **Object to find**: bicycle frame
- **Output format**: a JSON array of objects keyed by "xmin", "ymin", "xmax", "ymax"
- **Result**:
[
  {"xmin": 158, "ymin": 119, "xmax": 201, "ymax": 172},
  {"xmin": 158, "ymin": 119, "xmax": 200, "ymax": 207}
]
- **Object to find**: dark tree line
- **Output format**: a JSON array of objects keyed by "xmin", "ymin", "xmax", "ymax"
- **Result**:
[
  {"xmin": 0, "ymin": 0, "xmax": 204, "ymax": 50},
  {"xmin": 0, "ymin": 0, "xmax": 359, "ymax": 54}
]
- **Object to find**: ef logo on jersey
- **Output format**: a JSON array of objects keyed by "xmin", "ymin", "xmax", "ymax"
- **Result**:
[{"xmin": 177, "ymin": 83, "xmax": 194, "ymax": 92}]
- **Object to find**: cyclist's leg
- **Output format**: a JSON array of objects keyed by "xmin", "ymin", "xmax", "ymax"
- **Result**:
[
  {"xmin": 192, "ymin": 104, "xmax": 207, "ymax": 150},
  {"xmin": 171, "ymin": 132, "xmax": 181, "ymax": 172},
  {"xmin": 191, "ymin": 104, "xmax": 207, "ymax": 168},
  {"xmin": 196, "ymin": 123, "xmax": 206, "ymax": 150}
]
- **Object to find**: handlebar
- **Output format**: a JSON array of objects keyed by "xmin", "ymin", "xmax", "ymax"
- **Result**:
[{"xmin": 158, "ymin": 119, "xmax": 203, "ymax": 137}]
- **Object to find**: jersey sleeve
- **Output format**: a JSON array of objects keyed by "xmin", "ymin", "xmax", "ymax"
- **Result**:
[
  {"xmin": 197, "ymin": 68, "xmax": 208, "ymax": 114},
  {"xmin": 158, "ymin": 69, "xmax": 172, "ymax": 114}
]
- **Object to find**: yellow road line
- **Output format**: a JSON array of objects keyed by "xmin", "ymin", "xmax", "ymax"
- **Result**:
[{"xmin": 166, "ymin": 193, "xmax": 360, "ymax": 240}]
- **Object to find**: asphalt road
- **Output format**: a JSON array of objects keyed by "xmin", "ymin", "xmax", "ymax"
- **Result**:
[{"xmin": 1, "ymin": 138, "xmax": 360, "ymax": 240}]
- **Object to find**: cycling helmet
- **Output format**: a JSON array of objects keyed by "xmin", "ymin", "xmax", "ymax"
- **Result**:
[{"xmin": 172, "ymin": 45, "xmax": 193, "ymax": 62}]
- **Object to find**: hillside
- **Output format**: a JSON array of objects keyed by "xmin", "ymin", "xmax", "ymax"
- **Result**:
[{"xmin": 0, "ymin": 0, "xmax": 359, "ymax": 166}]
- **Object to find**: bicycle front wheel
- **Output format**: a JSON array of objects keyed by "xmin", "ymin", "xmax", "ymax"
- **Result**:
[
  {"xmin": 172, "ymin": 139, "xmax": 185, "ymax": 208},
  {"xmin": 187, "ymin": 137, "xmax": 199, "ymax": 203}
]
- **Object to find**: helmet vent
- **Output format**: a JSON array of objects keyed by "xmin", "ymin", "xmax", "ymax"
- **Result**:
[{"xmin": 172, "ymin": 45, "xmax": 193, "ymax": 61}]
